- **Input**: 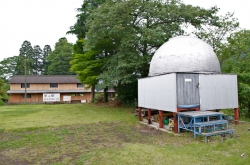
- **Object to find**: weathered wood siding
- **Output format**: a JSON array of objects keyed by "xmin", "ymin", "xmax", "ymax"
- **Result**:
[
  {"xmin": 9, "ymin": 93, "xmax": 43, "ymax": 103},
  {"xmin": 9, "ymin": 93, "xmax": 92, "ymax": 103},
  {"xmin": 10, "ymin": 83, "xmax": 90, "ymax": 91},
  {"xmin": 176, "ymin": 73, "xmax": 199, "ymax": 105}
]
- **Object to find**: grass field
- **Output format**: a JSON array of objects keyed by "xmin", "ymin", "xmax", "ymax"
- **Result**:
[{"xmin": 0, "ymin": 104, "xmax": 250, "ymax": 165}]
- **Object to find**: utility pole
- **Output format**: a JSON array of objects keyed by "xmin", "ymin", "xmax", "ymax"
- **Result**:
[{"xmin": 24, "ymin": 58, "xmax": 27, "ymax": 104}]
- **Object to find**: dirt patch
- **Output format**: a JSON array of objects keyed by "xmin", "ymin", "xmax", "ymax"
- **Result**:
[
  {"xmin": 133, "ymin": 124, "xmax": 161, "ymax": 136},
  {"xmin": 0, "ymin": 153, "xmax": 29, "ymax": 165},
  {"xmin": 0, "ymin": 121, "xmax": 179, "ymax": 164}
]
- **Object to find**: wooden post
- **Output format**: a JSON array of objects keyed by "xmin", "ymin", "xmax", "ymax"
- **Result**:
[
  {"xmin": 234, "ymin": 108, "xmax": 239, "ymax": 125},
  {"xmin": 159, "ymin": 110, "xmax": 163, "ymax": 128},
  {"xmin": 138, "ymin": 107, "xmax": 142, "ymax": 121},
  {"xmin": 173, "ymin": 112, "xmax": 178, "ymax": 133},
  {"xmin": 147, "ymin": 109, "xmax": 151, "ymax": 124}
]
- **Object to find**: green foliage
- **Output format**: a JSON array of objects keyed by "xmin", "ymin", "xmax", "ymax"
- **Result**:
[
  {"xmin": 70, "ymin": 40, "xmax": 104, "ymax": 86},
  {"xmin": 91, "ymin": 93, "xmax": 104, "ymax": 103},
  {"xmin": 0, "ymin": 42, "xmax": 52, "ymax": 78},
  {"xmin": 47, "ymin": 38, "xmax": 75, "ymax": 75},
  {"xmin": 17, "ymin": 40, "xmax": 34, "ymax": 75},
  {"xmin": 42, "ymin": 45, "xmax": 52, "ymax": 75},
  {"xmin": 67, "ymin": 0, "xmax": 106, "ymax": 39},
  {"xmin": 67, "ymin": 0, "xmax": 106, "ymax": 58},
  {"xmin": 194, "ymin": 12, "xmax": 239, "ymax": 59},
  {"xmin": 0, "ymin": 78, "xmax": 9, "ymax": 105},
  {"xmin": 114, "ymin": 78, "xmax": 138, "ymax": 106},
  {"xmin": 0, "ymin": 99, "xmax": 4, "ymax": 106},
  {"xmin": 220, "ymin": 30, "xmax": 250, "ymax": 117},
  {"xmin": 83, "ymin": 0, "xmax": 221, "ymax": 104},
  {"xmin": 0, "ymin": 56, "xmax": 20, "ymax": 79},
  {"xmin": 32, "ymin": 45, "xmax": 43, "ymax": 75}
]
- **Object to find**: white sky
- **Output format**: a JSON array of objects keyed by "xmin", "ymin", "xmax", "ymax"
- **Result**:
[
  {"xmin": 0, "ymin": 0, "xmax": 249, "ymax": 61},
  {"xmin": 0, "ymin": 0, "xmax": 82, "ymax": 61}
]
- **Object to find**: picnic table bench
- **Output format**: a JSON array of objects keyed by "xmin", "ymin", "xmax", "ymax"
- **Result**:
[{"xmin": 178, "ymin": 111, "xmax": 234, "ymax": 140}]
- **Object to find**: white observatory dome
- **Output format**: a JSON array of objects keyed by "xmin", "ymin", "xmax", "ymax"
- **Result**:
[{"xmin": 148, "ymin": 36, "xmax": 221, "ymax": 76}]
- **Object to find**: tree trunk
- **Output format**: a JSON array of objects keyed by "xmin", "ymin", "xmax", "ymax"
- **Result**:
[
  {"xmin": 91, "ymin": 85, "xmax": 95, "ymax": 102},
  {"xmin": 104, "ymin": 86, "xmax": 108, "ymax": 103}
]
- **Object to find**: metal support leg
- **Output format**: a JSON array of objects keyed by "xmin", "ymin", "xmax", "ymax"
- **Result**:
[
  {"xmin": 178, "ymin": 114, "xmax": 180, "ymax": 133},
  {"xmin": 173, "ymin": 112, "xmax": 178, "ymax": 133},
  {"xmin": 147, "ymin": 109, "xmax": 151, "ymax": 124},
  {"xmin": 159, "ymin": 110, "xmax": 163, "ymax": 128},
  {"xmin": 234, "ymin": 108, "xmax": 239, "ymax": 125}
]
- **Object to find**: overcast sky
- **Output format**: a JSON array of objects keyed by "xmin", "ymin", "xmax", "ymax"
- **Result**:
[{"xmin": 0, "ymin": 0, "xmax": 249, "ymax": 61}]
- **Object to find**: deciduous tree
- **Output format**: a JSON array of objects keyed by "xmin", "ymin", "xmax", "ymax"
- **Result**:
[
  {"xmin": 47, "ymin": 38, "xmax": 74, "ymax": 75},
  {"xmin": 0, "ymin": 56, "xmax": 20, "ymax": 80},
  {"xmin": 221, "ymin": 30, "xmax": 250, "ymax": 117},
  {"xmin": 84, "ymin": 0, "xmax": 221, "ymax": 103},
  {"xmin": 0, "ymin": 78, "xmax": 9, "ymax": 105},
  {"xmin": 194, "ymin": 12, "xmax": 239, "ymax": 64}
]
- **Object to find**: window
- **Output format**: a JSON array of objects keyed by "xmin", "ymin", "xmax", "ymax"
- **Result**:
[
  {"xmin": 21, "ymin": 83, "xmax": 30, "ymax": 88},
  {"xmin": 22, "ymin": 94, "xmax": 31, "ymax": 98},
  {"xmin": 50, "ymin": 83, "xmax": 58, "ymax": 88},
  {"xmin": 70, "ymin": 94, "xmax": 76, "ymax": 96},
  {"xmin": 78, "ymin": 93, "xmax": 84, "ymax": 96},
  {"xmin": 77, "ymin": 83, "xmax": 83, "ymax": 88}
]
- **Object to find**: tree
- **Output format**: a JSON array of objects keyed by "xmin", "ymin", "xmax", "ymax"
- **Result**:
[
  {"xmin": 17, "ymin": 40, "xmax": 34, "ymax": 75},
  {"xmin": 33, "ymin": 45, "xmax": 43, "ymax": 75},
  {"xmin": 68, "ymin": 0, "xmax": 107, "ymax": 101},
  {"xmin": 0, "ymin": 56, "xmax": 20, "ymax": 80},
  {"xmin": 84, "ymin": 0, "xmax": 221, "ymax": 104},
  {"xmin": 70, "ymin": 50, "xmax": 102, "ymax": 100},
  {"xmin": 41, "ymin": 45, "xmax": 52, "ymax": 75},
  {"xmin": 47, "ymin": 38, "xmax": 74, "ymax": 75},
  {"xmin": 67, "ymin": 0, "xmax": 106, "ymax": 40},
  {"xmin": 70, "ymin": 39, "xmax": 112, "ymax": 101},
  {"xmin": 194, "ymin": 12, "xmax": 239, "ymax": 64},
  {"xmin": 0, "ymin": 78, "xmax": 9, "ymax": 105},
  {"xmin": 220, "ymin": 30, "xmax": 250, "ymax": 117}
]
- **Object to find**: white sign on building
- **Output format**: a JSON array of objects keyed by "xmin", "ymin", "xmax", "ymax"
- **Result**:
[
  {"xmin": 43, "ymin": 93, "xmax": 60, "ymax": 102},
  {"xmin": 63, "ymin": 96, "xmax": 71, "ymax": 101}
]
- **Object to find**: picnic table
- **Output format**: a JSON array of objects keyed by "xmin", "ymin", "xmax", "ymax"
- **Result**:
[{"xmin": 177, "ymin": 111, "xmax": 234, "ymax": 140}]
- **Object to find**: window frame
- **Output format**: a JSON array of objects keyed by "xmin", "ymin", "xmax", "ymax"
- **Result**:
[
  {"xmin": 77, "ymin": 83, "xmax": 84, "ymax": 88},
  {"xmin": 21, "ymin": 83, "xmax": 30, "ymax": 88},
  {"xmin": 50, "ymin": 83, "xmax": 58, "ymax": 88}
]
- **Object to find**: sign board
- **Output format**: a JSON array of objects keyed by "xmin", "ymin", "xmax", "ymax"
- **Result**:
[
  {"xmin": 43, "ymin": 93, "xmax": 60, "ymax": 102},
  {"xmin": 185, "ymin": 78, "xmax": 192, "ymax": 82},
  {"xmin": 63, "ymin": 96, "xmax": 71, "ymax": 101},
  {"xmin": 81, "ymin": 100, "xmax": 87, "ymax": 103}
]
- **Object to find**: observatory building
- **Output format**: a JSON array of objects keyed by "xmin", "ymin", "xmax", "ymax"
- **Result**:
[{"xmin": 138, "ymin": 36, "xmax": 239, "ymax": 137}]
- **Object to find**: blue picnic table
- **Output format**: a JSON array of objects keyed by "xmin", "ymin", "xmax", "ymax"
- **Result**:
[{"xmin": 177, "ymin": 111, "xmax": 234, "ymax": 140}]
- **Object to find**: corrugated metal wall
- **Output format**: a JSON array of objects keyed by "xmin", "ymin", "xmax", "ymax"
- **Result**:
[
  {"xmin": 199, "ymin": 74, "xmax": 238, "ymax": 110},
  {"xmin": 138, "ymin": 73, "xmax": 238, "ymax": 111},
  {"xmin": 138, "ymin": 73, "xmax": 177, "ymax": 112},
  {"xmin": 177, "ymin": 73, "xmax": 199, "ymax": 105}
]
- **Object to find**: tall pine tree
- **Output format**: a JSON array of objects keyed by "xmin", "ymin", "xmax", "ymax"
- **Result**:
[{"xmin": 17, "ymin": 40, "xmax": 34, "ymax": 75}]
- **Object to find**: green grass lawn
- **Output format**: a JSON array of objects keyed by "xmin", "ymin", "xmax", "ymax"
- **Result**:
[{"xmin": 0, "ymin": 104, "xmax": 250, "ymax": 165}]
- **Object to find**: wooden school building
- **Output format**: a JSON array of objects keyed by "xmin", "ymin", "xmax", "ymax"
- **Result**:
[{"xmin": 7, "ymin": 75, "xmax": 93, "ymax": 103}]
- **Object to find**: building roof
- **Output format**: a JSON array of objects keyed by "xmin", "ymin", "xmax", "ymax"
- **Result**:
[
  {"xmin": 148, "ymin": 36, "xmax": 221, "ymax": 76},
  {"xmin": 9, "ymin": 75, "xmax": 81, "ymax": 84},
  {"xmin": 6, "ymin": 90, "xmax": 91, "ymax": 94}
]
